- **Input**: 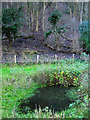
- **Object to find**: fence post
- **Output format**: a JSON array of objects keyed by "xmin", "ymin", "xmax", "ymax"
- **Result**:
[
  {"xmin": 14, "ymin": 55, "xmax": 16, "ymax": 63},
  {"xmin": 37, "ymin": 55, "xmax": 39, "ymax": 63},
  {"xmin": 72, "ymin": 54, "xmax": 74, "ymax": 63},
  {"xmin": 55, "ymin": 54, "xmax": 58, "ymax": 61},
  {"xmin": 73, "ymin": 54, "xmax": 74, "ymax": 60}
]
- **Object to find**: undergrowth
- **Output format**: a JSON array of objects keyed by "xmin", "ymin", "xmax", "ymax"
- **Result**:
[{"xmin": 1, "ymin": 59, "xmax": 88, "ymax": 118}]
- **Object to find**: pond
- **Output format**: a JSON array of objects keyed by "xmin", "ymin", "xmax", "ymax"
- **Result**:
[{"xmin": 18, "ymin": 85, "xmax": 76, "ymax": 114}]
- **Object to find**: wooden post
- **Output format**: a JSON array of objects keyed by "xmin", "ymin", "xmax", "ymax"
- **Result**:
[
  {"xmin": 88, "ymin": 54, "xmax": 89, "ymax": 58},
  {"xmin": 14, "ymin": 55, "xmax": 16, "ymax": 63},
  {"xmin": 37, "ymin": 55, "xmax": 39, "ymax": 63},
  {"xmin": 73, "ymin": 54, "xmax": 74, "ymax": 60},
  {"xmin": 72, "ymin": 54, "xmax": 74, "ymax": 63},
  {"xmin": 55, "ymin": 54, "xmax": 58, "ymax": 61}
]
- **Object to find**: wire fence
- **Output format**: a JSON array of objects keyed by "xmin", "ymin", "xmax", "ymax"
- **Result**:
[{"xmin": 1, "ymin": 53, "xmax": 89, "ymax": 64}]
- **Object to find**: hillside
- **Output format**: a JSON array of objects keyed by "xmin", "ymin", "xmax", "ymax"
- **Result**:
[{"xmin": 2, "ymin": 2, "xmax": 89, "ymax": 63}]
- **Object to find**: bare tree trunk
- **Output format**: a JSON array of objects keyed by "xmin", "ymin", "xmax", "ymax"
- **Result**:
[
  {"xmin": 56, "ymin": 2, "xmax": 58, "ymax": 9},
  {"xmin": 42, "ymin": 1, "xmax": 45, "ymax": 31},
  {"xmin": 69, "ymin": 8, "xmax": 72, "ymax": 18},
  {"xmin": 31, "ymin": 10, "xmax": 33, "ymax": 30},
  {"xmin": 27, "ymin": 1, "xmax": 31, "ymax": 33},
  {"xmin": 16, "ymin": 0, "xmax": 19, "ymax": 8},
  {"xmin": 80, "ymin": 0, "xmax": 83, "ymax": 24},
  {"xmin": 31, "ymin": 2, "xmax": 34, "ymax": 31},
  {"xmin": 6, "ymin": 3, "xmax": 9, "ymax": 9},
  {"xmin": 73, "ymin": 4, "xmax": 76, "ymax": 38},
  {"xmin": 53, "ymin": 27, "xmax": 59, "ymax": 51},
  {"xmin": 10, "ymin": 1, "xmax": 13, "ymax": 6},
  {"xmin": 84, "ymin": 2, "xmax": 88, "ymax": 21},
  {"xmin": 36, "ymin": 3, "xmax": 38, "ymax": 31},
  {"xmin": 36, "ymin": 11, "xmax": 38, "ymax": 31}
]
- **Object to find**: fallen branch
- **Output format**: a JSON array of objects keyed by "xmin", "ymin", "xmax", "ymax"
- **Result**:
[
  {"xmin": 61, "ymin": 34, "xmax": 74, "ymax": 41},
  {"xmin": 44, "ymin": 43, "xmax": 56, "ymax": 51}
]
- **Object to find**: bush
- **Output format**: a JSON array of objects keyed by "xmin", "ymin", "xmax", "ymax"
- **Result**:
[
  {"xmin": 2, "ymin": 6, "xmax": 23, "ymax": 45},
  {"xmin": 48, "ymin": 9, "xmax": 61, "ymax": 27},
  {"xmin": 79, "ymin": 21, "xmax": 89, "ymax": 53},
  {"xmin": 44, "ymin": 30, "xmax": 52, "ymax": 38},
  {"xmin": 80, "ymin": 52, "xmax": 89, "ymax": 61},
  {"xmin": 31, "ymin": 61, "xmax": 84, "ymax": 87},
  {"xmin": 45, "ymin": 10, "xmax": 67, "ymax": 42},
  {"xmin": 56, "ymin": 24, "xmax": 68, "ymax": 34}
]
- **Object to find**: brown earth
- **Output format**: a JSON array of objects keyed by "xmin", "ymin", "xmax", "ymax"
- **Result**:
[{"xmin": 1, "ymin": 37, "xmax": 81, "ymax": 63}]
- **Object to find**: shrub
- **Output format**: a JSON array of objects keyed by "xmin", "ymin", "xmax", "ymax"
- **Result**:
[
  {"xmin": 56, "ymin": 24, "xmax": 68, "ymax": 34},
  {"xmin": 79, "ymin": 21, "xmax": 89, "ymax": 53},
  {"xmin": 32, "ymin": 63, "xmax": 82, "ymax": 87},
  {"xmin": 44, "ymin": 30, "xmax": 52, "ymax": 38},
  {"xmin": 80, "ymin": 52, "xmax": 89, "ymax": 61},
  {"xmin": 45, "ymin": 9, "xmax": 67, "ymax": 45},
  {"xmin": 2, "ymin": 6, "xmax": 23, "ymax": 45},
  {"xmin": 48, "ymin": 9, "xmax": 61, "ymax": 27}
]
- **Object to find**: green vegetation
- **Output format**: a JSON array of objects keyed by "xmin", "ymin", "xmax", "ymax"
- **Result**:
[
  {"xmin": 44, "ymin": 24, "xmax": 68, "ymax": 39},
  {"xmin": 45, "ymin": 9, "xmax": 67, "ymax": 48},
  {"xmin": 48, "ymin": 9, "xmax": 67, "ymax": 34},
  {"xmin": 79, "ymin": 21, "xmax": 89, "ymax": 53},
  {"xmin": 1, "ymin": 59, "xmax": 88, "ymax": 118},
  {"xmin": 44, "ymin": 30, "xmax": 52, "ymax": 38},
  {"xmin": 2, "ymin": 6, "xmax": 23, "ymax": 45},
  {"xmin": 56, "ymin": 24, "xmax": 68, "ymax": 34},
  {"xmin": 1, "ymin": 2, "xmax": 89, "ymax": 119},
  {"xmin": 48, "ymin": 10, "xmax": 61, "ymax": 27}
]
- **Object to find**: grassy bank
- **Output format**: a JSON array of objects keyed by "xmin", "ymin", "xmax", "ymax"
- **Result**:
[{"xmin": 1, "ymin": 59, "xmax": 88, "ymax": 118}]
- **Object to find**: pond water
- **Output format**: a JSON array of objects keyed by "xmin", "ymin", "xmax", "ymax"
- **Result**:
[{"xmin": 19, "ymin": 85, "xmax": 75, "ymax": 114}]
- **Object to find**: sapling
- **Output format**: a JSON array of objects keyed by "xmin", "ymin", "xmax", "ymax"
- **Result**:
[{"xmin": 45, "ymin": 10, "xmax": 68, "ymax": 50}]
